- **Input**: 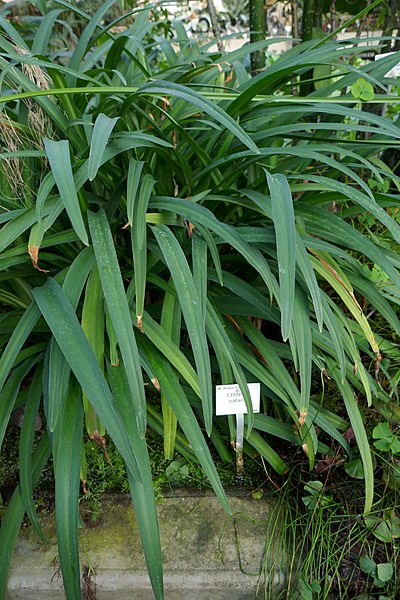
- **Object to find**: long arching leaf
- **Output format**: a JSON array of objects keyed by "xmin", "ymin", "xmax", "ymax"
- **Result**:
[
  {"xmin": 152, "ymin": 224, "xmax": 213, "ymax": 435},
  {"xmin": 32, "ymin": 278, "xmax": 142, "ymax": 483},
  {"xmin": 88, "ymin": 209, "xmax": 147, "ymax": 438}
]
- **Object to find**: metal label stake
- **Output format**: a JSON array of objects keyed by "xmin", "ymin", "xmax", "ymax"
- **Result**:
[
  {"xmin": 235, "ymin": 412, "xmax": 244, "ymax": 480},
  {"xmin": 215, "ymin": 383, "xmax": 260, "ymax": 483}
]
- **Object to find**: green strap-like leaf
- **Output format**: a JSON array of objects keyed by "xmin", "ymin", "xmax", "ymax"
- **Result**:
[
  {"xmin": 296, "ymin": 233, "xmax": 324, "ymax": 332},
  {"xmin": 0, "ymin": 357, "xmax": 40, "ymax": 453},
  {"xmin": 45, "ymin": 247, "xmax": 95, "ymax": 433},
  {"xmin": 0, "ymin": 197, "xmax": 59, "ymax": 253},
  {"xmin": 150, "ymin": 197, "xmax": 278, "ymax": 298},
  {"xmin": 303, "ymin": 174, "xmax": 400, "ymax": 244},
  {"xmin": 291, "ymin": 287, "xmax": 312, "ymax": 424},
  {"xmin": 0, "ymin": 435, "xmax": 51, "ymax": 600},
  {"xmin": 347, "ymin": 271, "xmax": 400, "ymax": 338},
  {"xmin": 106, "ymin": 304, "xmax": 119, "ymax": 367},
  {"xmin": 81, "ymin": 263, "xmax": 105, "ymax": 437},
  {"xmin": 311, "ymin": 254, "xmax": 379, "ymax": 356},
  {"xmin": 133, "ymin": 307, "xmax": 200, "ymax": 396},
  {"xmin": 160, "ymin": 287, "xmax": 181, "ymax": 460},
  {"xmin": 236, "ymin": 316, "xmax": 301, "ymax": 412},
  {"xmin": 192, "ymin": 231, "xmax": 208, "ymax": 324},
  {"xmin": 67, "ymin": 0, "xmax": 116, "ymax": 83},
  {"xmin": 19, "ymin": 366, "xmax": 47, "ymax": 542},
  {"xmin": 132, "ymin": 174, "xmax": 156, "ymax": 328},
  {"xmin": 44, "ymin": 139, "xmax": 88, "ymax": 246},
  {"xmin": 330, "ymin": 365, "xmax": 374, "ymax": 514},
  {"xmin": 139, "ymin": 80, "xmax": 259, "ymax": 154},
  {"xmin": 53, "ymin": 377, "xmax": 83, "ymax": 600},
  {"xmin": 88, "ymin": 209, "xmax": 147, "ymax": 438},
  {"xmin": 0, "ymin": 303, "xmax": 40, "ymax": 394},
  {"xmin": 88, "ymin": 113, "xmax": 119, "ymax": 181},
  {"xmin": 138, "ymin": 335, "xmax": 231, "ymax": 515},
  {"xmin": 298, "ymin": 204, "xmax": 400, "ymax": 289},
  {"xmin": 246, "ymin": 429, "xmax": 288, "ymax": 474},
  {"xmin": 266, "ymin": 170, "xmax": 296, "ymax": 341},
  {"xmin": 45, "ymin": 337, "xmax": 71, "ymax": 434},
  {"xmin": 127, "ymin": 159, "xmax": 144, "ymax": 227},
  {"xmin": 108, "ymin": 363, "xmax": 164, "ymax": 600},
  {"xmin": 152, "ymin": 225, "xmax": 213, "ymax": 435},
  {"xmin": 32, "ymin": 278, "xmax": 142, "ymax": 483},
  {"xmin": 226, "ymin": 329, "xmax": 296, "ymax": 414},
  {"xmin": 248, "ymin": 413, "xmax": 299, "ymax": 444},
  {"xmin": 31, "ymin": 9, "xmax": 63, "ymax": 55},
  {"xmin": 208, "ymin": 270, "xmax": 279, "ymax": 325},
  {"xmin": 197, "ymin": 225, "xmax": 223, "ymax": 286},
  {"xmin": 206, "ymin": 300, "xmax": 254, "ymax": 435}
]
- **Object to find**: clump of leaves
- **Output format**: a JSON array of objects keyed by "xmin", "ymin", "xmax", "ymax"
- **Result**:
[{"xmin": 1, "ymin": 2, "xmax": 400, "ymax": 599}]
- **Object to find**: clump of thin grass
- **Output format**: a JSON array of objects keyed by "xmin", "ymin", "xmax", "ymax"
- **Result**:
[
  {"xmin": 0, "ymin": 113, "xmax": 25, "ymax": 199},
  {"xmin": 258, "ymin": 466, "xmax": 400, "ymax": 599}
]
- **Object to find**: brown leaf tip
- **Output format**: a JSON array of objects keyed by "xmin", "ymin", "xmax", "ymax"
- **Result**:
[
  {"xmin": 298, "ymin": 411, "xmax": 307, "ymax": 428},
  {"xmin": 28, "ymin": 245, "xmax": 49, "ymax": 272},
  {"xmin": 151, "ymin": 377, "xmax": 160, "ymax": 391}
]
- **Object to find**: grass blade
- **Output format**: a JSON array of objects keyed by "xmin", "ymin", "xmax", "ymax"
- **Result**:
[
  {"xmin": 160, "ymin": 288, "xmax": 181, "ymax": 460},
  {"xmin": 108, "ymin": 363, "xmax": 163, "ymax": 600},
  {"xmin": 139, "ymin": 80, "xmax": 259, "ymax": 154},
  {"xmin": 81, "ymin": 263, "xmax": 105, "ymax": 437},
  {"xmin": 138, "ymin": 335, "xmax": 231, "ymax": 515},
  {"xmin": 152, "ymin": 225, "xmax": 213, "ymax": 435},
  {"xmin": 192, "ymin": 231, "xmax": 208, "ymax": 324},
  {"xmin": 32, "ymin": 278, "xmax": 142, "ymax": 483},
  {"xmin": 0, "ymin": 435, "xmax": 51, "ymax": 600},
  {"xmin": 44, "ymin": 139, "xmax": 89, "ymax": 246},
  {"xmin": 206, "ymin": 301, "xmax": 254, "ymax": 435},
  {"xmin": 330, "ymin": 367, "xmax": 374, "ymax": 514},
  {"xmin": 19, "ymin": 366, "xmax": 47, "ymax": 542},
  {"xmin": 150, "ymin": 197, "xmax": 278, "ymax": 298},
  {"xmin": 266, "ymin": 170, "xmax": 296, "ymax": 341},
  {"xmin": 88, "ymin": 113, "xmax": 119, "ymax": 181},
  {"xmin": 135, "ymin": 307, "xmax": 200, "ymax": 396},
  {"xmin": 88, "ymin": 209, "xmax": 147, "ymax": 438},
  {"xmin": 291, "ymin": 287, "xmax": 312, "ymax": 427},
  {"xmin": 132, "ymin": 174, "xmax": 156, "ymax": 328},
  {"xmin": 53, "ymin": 377, "xmax": 83, "ymax": 600},
  {"xmin": 127, "ymin": 159, "xmax": 144, "ymax": 227}
]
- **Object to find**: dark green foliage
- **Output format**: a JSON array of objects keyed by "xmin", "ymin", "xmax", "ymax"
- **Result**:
[{"xmin": 0, "ymin": 3, "xmax": 400, "ymax": 599}]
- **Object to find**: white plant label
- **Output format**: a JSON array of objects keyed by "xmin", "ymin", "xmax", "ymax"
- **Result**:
[
  {"xmin": 215, "ymin": 383, "xmax": 260, "ymax": 416},
  {"xmin": 375, "ymin": 52, "xmax": 400, "ymax": 77}
]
